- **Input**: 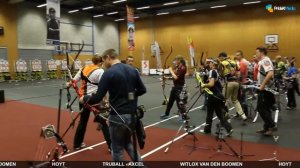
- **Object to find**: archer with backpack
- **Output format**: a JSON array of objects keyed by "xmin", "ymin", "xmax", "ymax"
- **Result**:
[{"xmin": 218, "ymin": 52, "xmax": 248, "ymax": 125}]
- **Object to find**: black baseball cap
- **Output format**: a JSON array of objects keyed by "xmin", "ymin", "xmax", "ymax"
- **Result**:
[{"xmin": 49, "ymin": 8, "xmax": 56, "ymax": 13}]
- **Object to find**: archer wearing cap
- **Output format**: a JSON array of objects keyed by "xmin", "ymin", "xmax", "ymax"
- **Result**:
[
  {"xmin": 202, "ymin": 57, "xmax": 233, "ymax": 136},
  {"xmin": 219, "ymin": 52, "xmax": 248, "ymax": 124}
]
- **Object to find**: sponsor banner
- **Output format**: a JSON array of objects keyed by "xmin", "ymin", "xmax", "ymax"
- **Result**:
[
  {"xmin": 127, "ymin": 6, "xmax": 135, "ymax": 51},
  {"xmin": 141, "ymin": 60, "xmax": 149, "ymax": 75}
]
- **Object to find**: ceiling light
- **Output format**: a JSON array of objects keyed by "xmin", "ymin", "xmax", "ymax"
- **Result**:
[
  {"xmin": 182, "ymin": 9, "xmax": 196, "ymax": 12},
  {"xmin": 210, "ymin": 5, "xmax": 227, "ymax": 9},
  {"xmin": 136, "ymin": 6, "xmax": 150, "ymax": 10},
  {"xmin": 163, "ymin": 2, "xmax": 179, "ymax": 6},
  {"xmin": 134, "ymin": 16, "xmax": 140, "ymax": 19},
  {"xmin": 68, "ymin": 9, "xmax": 79, "ymax": 13},
  {"xmin": 107, "ymin": 11, "xmax": 118, "ymax": 15},
  {"xmin": 113, "ymin": 0, "xmax": 126, "ymax": 4},
  {"xmin": 82, "ymin": 6, "xmax": 94, "ymax": 10},
  {"xmin": 114, "ymin": 19, "xmax": 125, "ymax": 21},
  {"xmin": 93, "ymin": 14, "xmax": 104, "ymax": 18},
  {"xmin": 243, "ymin": 1, "xmax": 261, "ymax": 5},
  {"xmin": 157, "ymin": 12, "xmax": 169, "ymax": 16},
  {"xmin": 37, "ymin": 3, "xmax": 47, "ymax": 8}
]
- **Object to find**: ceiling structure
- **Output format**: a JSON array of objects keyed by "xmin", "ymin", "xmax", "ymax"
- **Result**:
[{"xmin": 13, "ymin": 0, "xmax": 277, "ymax": 21}]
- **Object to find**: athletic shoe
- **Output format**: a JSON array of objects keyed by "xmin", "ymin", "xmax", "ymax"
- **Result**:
[
  {"xmin": 256, "ymin": 129, "xmax": 266, "ymax": 134},
  {"xmin": 203, "ymin": 126, "xmax": 211, "ymax": 134},
  {"xmin": 263, "ymin": 129, "xmax": 273, "ymax": 136},
  {"xmin": 226, "ymin": 129, "xmax": 233, "ymax": 137},
  {"xmin": 233, "ymin": 113, "xmax": 239, "ymax": 118},
  {"xmin": 160, "ymin": 114, "xmax": 169, "ymax": 119},
  {"xmin": 74, "ymin": 142, "xmax": 86, "ymax": 150}
]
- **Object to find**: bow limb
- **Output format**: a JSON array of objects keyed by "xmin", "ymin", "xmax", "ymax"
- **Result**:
[
  {"xmin": 65, "ymin": 51, "xmax": 74, "ymax": 116},
  {"xmin": 196, "ymin": 50, "xmax": 213, "ymax": 95},
  {"xmin": 70, "ymin": 41, "xmax": 84, "ymax": 70},
  {"xmin": 65, "ymin": 41, "xmax": 84, "ymax": 106},
  {"xmin": 200, "ymin": 51, "xmax": 204, "ymax": 67},
  {"xmin": 161, "ymin": 46, "xmax": 173, "ymax": 105}
]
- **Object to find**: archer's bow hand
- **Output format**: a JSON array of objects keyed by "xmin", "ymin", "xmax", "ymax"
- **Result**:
[
  {"xmin": 201, "ymin": 84, "xmax": 208, "ymax": 89},
  {"xmin": 79, "ymin": 96, "xmax": 85, "ymax": 103},
  {"xmin": 259, "ymin": 84, "xmax": 265, "ymax": 91}
]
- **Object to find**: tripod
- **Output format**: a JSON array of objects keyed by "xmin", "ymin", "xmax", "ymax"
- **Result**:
[
  {"xmin": 238, "ymin": 132, "xmax": 255, "ymax": 160},
  {"xmin": 210, "ymin": 123, "xmax": 239, "ymax": 159},
  {"xmin": 164, "ymin": 90, "xmax": 209, "ymax": 153},
  {"xmin": 183, "ymin": 124, "xmax": 210, "ymax": 155}
]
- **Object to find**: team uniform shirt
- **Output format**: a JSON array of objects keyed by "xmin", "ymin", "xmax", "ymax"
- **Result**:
[
  {"xmin": 257, "ymin": 56, "xmax": 274, "ymax": 87},
  {"xmin": 238, "ymin": 58, "xmax": 249, "ymax": 83},
  {"xmin": 221, "ymin": 59, "xmax": 239, "ymax": 81},
  {"xmin": 73, "ymin": 64, "xmax": 104, "ymax": 97},
  {"xmin": 208, "ymin": 69, "xmax": 223, "ymax": 96},
  {"xmin": 173, "ymin": 65, "xmax": 186, "ymax": 86}
]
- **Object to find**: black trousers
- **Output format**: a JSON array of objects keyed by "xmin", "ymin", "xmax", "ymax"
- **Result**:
[
  {"xmin": 238, "ymin": 87, "xmax": 248, "ymax": 116},
  {"xmin": 165, "ymin": 86, "xmax": 186, "ymax": 116},
  {"xmin": 287, "ymin": 87, "xmax": 296, "ymax": 108},
  {"xmin": 205, "ymin": 94, "xmax": 232, "ymax": 133},
  {"xmin": 74, "ymin": 103, "xmax": 111, "ymax": 148},
  {"xmin": 257, "ymin": 91, "xmax": 275, "ymax": 130},
  {"xmin": 203, "ymin": 93, "xmax": 208, "ymax": 107}
]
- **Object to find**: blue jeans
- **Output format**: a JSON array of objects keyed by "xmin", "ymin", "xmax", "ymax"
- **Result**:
[{"xmin": 109, "ymin": 114, "xmax": 142, "ymax": 161}]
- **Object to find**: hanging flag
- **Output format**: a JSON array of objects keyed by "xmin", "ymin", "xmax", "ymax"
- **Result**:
[
  {"xmin": 187, "ymin": 36, "xmax": 195, "ymax": 67},
  {"xmin": 46, "ymin": 0, "xmax": 60, "ymax": 45},
  {"xmin": 127, "ymin": 6, "xmax": 135, "ymax": 51}
]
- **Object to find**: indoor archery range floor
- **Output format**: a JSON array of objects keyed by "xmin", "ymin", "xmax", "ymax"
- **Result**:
[{"xmin": 1, "ymin": 76, "xmax": 300, "ymax": 162}]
